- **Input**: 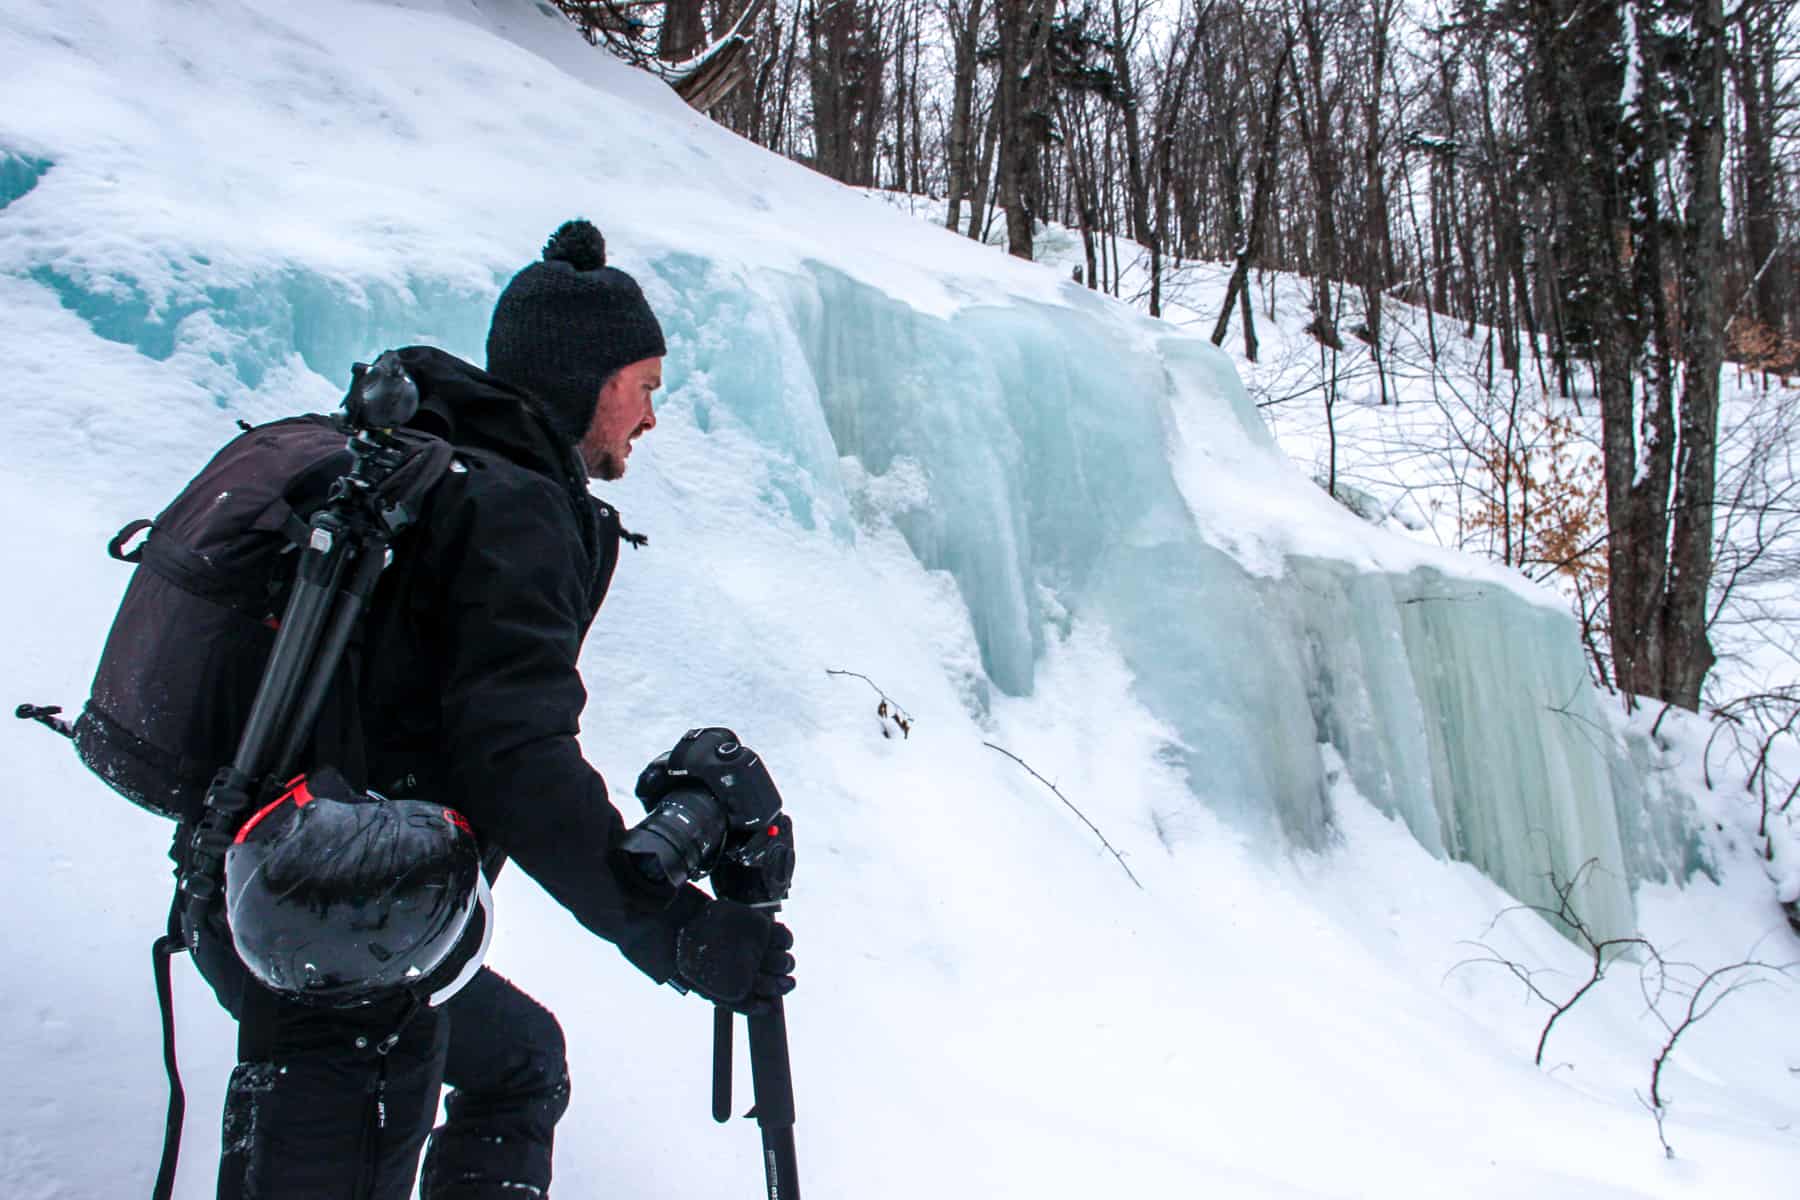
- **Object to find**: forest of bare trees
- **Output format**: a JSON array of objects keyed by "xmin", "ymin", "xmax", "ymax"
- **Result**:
[{"xmin": 555, "ymin": 0, "xmax": 1797, "ymax": 716}]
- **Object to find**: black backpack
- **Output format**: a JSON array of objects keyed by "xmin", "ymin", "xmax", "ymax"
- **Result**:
[
  {"xmin": 17, "ymin": 386, "xmax": 460, "ymax": 1200},
  {"xmin": 63, "ymin": 412, "xmax": 454, "ymax": 823}
]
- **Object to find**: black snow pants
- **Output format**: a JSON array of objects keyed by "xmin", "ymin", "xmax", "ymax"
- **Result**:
[{"xmin": 192, "ymin": 907, "xmax": 572, "ymax": 1199}]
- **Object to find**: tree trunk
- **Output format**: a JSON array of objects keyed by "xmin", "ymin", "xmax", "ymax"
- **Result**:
[
  {"xmin": 1060, "ymin": 93, "xmax": 1101, "ymax": 287},
  {"xmin": 807, "ymin": 2, "xmax": 848, "ymax": 178},
  {"xmin": 1109, "ymin": 0, "xmax": 1152, "ymax": 249},
  {"xmin": 1729, "ymin": 8, "xmax": 1787, "ymax": 336},
  {"xmin": 893, "ymin": 2, "xmax": 909, "ymax": 192},
  {"xmin": 852, "ymin": 7, "xmax": 886, "ymax": 187},
  {"xmin": 772, "ymin": 8, "xmax": 802, "ymax": 154},
  {"xmin": 966, "ymin": 94, "xmax": 1002, "ymax": 241},
  {"xmin": 1287, "ymin": 0, "xmax": 1343, "ymax": 348},
  {"xmin": 996, "ymin": 0, "xmax": 1052, "ymax": 260},
  {"xmin": 1213, "ymin": 30, "xmax": 1292, "ymax": 361},
  {"xmin": 1529, "ymin": 0, "xmax": 1689, "ymax": 706},
  {"xmin": 1358, "ymin": 0, "xmax": 1395, "ymax": 401},
  {"xmin": 1664, "ymin": 0, "xmax": 1727, "ymax": 708},
  {"xmin": 1148, "ymin": 16, "xmax": 1205, "ymax": 317},
  {"xmin": 996, "ymin": 0, "xmax": 1028, "ymax": 256},
  {"xmin": 660, "ymin": 0, "xmax": 709, "ymax": 62}
]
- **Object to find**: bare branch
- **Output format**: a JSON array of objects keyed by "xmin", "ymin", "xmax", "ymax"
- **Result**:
[
  {"xmin": 982, "ymin": 741, "xmax": 1144, "ymax": 889},
  {"xmin": 826, "ymin": 668, "xmax": 915, "ymax": 738}
]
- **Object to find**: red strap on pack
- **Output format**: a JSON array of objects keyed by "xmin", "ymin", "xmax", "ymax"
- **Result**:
[{"xmin": 232, "ymin": 774, "xmax": 316, "ymax": 844}]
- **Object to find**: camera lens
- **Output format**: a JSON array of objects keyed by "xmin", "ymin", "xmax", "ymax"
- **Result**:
[{"xmin": 617, "ymin": 787, "xmax": 728, "ymax": 891}]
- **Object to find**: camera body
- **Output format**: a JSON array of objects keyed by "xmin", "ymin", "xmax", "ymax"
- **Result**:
[{"xmin": 620, "ymin": 727, "xmax": 795, "ymax": 905}]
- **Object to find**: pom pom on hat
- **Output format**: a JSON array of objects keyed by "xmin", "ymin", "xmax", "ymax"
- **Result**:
[{"xmin": 543, "ymin": 220, "xmax": 606, "ymax": 272}]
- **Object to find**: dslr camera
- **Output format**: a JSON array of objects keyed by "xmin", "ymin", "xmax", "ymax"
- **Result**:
[{"xmin": 619, "ymin": 727, "xmax": 795, "ymax": 906}]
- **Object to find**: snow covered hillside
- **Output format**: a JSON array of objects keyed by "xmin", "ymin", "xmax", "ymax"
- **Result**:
[{"xmin": 2, "ymin": 2, "xmax": 1796, "ymax": 1196}]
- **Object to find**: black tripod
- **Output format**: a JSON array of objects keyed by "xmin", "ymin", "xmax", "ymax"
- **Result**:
[
  {"xmin": 176, "ymin": 353, "xmax": 441, "ymax": 937},
  {"xmin": 710, "ymin": 928, "xmax": 801, "ymax": 1198}
]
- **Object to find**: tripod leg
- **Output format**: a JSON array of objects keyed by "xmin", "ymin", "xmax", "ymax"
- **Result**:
[
  {"xmin": 712, "ymin": 1004, "xmax": 733, "ymax": 1124},
  {"xmin": 746, "ymin": 997, "xmax": 799, "ymax": 1199}
]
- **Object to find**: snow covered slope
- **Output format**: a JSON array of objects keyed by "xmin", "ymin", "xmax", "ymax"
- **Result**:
[{"xmin": 2, "ymin": 2, "xmax": 1795, "ymax": 1196}]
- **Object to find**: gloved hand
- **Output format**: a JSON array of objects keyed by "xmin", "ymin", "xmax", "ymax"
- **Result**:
[{"xmin": 674, "ymin": 897, "xmax": 796, "ymax": 1015}]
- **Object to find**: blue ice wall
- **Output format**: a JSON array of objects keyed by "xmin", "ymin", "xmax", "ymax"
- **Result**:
[
  {"xmin": 775, "ymin": 263, "xmax": 1705, "ymax": 937},
  {"xmin": 644, "ymin": 253, "xmax": 851, "ymax": 535},
  {"xmin": 28, "ymin": 260, "xmax": 492, "ymax": 395},
  {"xmin": 23, "ymin": 246, "xmax": 1704, "ymax": 938},
  {"xmin": 0, "ymin": 151, "xmax": 51, "ymax": 210}
]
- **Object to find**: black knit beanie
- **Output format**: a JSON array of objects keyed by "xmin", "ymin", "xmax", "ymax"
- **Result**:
[{"xmin": 485, "ymin": 220, "xmax": 668, "ymax": 443}]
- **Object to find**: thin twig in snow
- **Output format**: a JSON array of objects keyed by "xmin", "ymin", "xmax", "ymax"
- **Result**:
[
  {"xmin": 982, "ymin": 741, "xmax": 1143, "ymax": 890},
  {"xmin": 826, "ymin": 668, "xmax": 914, "ymax": 738}
]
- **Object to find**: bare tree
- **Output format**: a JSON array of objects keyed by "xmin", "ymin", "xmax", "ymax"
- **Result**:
[
  {"xmin": 943, "ymin": 0, "xmax": 987, "ymax": 229},
  {"xmin": 1727, "ymin": 0, "xmax": 1799, "ymax": 339},
  {"xmin": 1107, "ymin": 0, "xmax": 1154, "ymax": 254},
  {"xmin": 1283, "ymin": 0, "xmax": 1348, "ymax": 350},
  {"xmin": 1211, "ymin": 22, "xmax": 1294, "ymax": 361},
  {"xmin": 1144, "ymin": 7, "xmax": 1206, "ymax": 316}
]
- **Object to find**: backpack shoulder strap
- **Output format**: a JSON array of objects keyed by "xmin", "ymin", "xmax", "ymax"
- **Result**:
[{"xmin": 371, "ymin": 432, "xmax": 456, "ymax": 538}]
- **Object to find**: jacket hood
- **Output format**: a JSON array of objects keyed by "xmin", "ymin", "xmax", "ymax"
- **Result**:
[
  {"xmin": 392, "ymin": 346, "xmax": 608, "ymax": 611},
  {"xmin": 393, "ymin": 346, "xmax": 586, "ymax": 489}
]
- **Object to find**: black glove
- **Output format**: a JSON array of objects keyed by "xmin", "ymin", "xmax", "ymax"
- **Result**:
[{"xmin": 674, "ymin": 897, "xmax": 796, "ymax": 1015}]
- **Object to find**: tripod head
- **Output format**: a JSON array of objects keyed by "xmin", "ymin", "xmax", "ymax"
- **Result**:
[
  {"xmin": 331, "ymin": 352, "xmax": 437, "ymax": 538},
  {"xmin": 343, "ymin": 351, "xmax": 419, "ymax": 431}
]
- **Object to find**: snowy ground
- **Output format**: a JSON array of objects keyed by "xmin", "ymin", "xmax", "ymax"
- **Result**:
[{"xmin": 2, "ymin": 3, "xmax": 1798, "ymax": 1197}]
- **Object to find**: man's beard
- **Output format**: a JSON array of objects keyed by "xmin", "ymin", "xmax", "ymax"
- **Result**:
[{"xmin": 584, "ymin": 445, "xmax": 626, "ymax": 481}]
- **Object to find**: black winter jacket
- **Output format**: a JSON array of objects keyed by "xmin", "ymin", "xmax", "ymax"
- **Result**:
[{"xmin": 355, "ymin": 346, "xmax": 701, "ymax": 982}]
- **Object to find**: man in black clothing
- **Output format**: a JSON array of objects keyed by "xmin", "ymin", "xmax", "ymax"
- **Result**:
[{"xmin": 191, "ymin": 220, "xmax": 796, "ymax": 1199}]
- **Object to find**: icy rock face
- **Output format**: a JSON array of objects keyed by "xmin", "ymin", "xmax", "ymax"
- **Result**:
[
  {"xmin": 23, "ymin": 262, "xmax": 493, "ymax": 394},
  {"xmin": 1382, "ymin": 569, "xmax": 1649, "ymax": 936},
  {"xmin": 773, "ymin": 263, "xmax": 1703, "ymax": 937},
  {"xmin": 645, "ymin": 253, "xmax": 855, "ymax": 540}
]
